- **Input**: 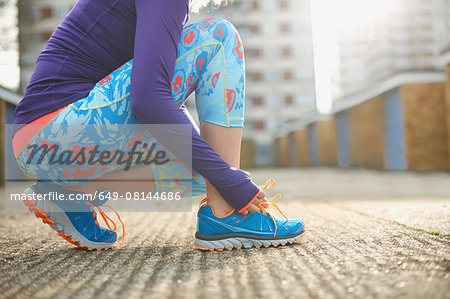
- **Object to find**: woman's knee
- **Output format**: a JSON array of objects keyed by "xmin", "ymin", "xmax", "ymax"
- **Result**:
[
  {"xmin": 204, "ymin": 18, "xmax": 244, "ymax": 60},
  {"xmin": 210, "ymin": 18, "xmax": 238, "ymax": 39}
]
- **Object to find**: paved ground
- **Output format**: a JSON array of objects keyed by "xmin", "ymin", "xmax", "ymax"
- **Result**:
[{"xmin": 0, "ymin": 168, "xmax": 449, "ymax": 299}]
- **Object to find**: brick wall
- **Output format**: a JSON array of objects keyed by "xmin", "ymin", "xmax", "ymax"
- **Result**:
[
  {"xmin": 401, "ymin": 83, "xmax": 449, "ymax": 171},
  {"xmin": 445, "ymin": 65, "xmax": 450, "ymax": 169},
  {"xmin": 289, "ymin": 129, "xmax": 310, "ymax": 167},
  {"xmin": 288, "ymin": 131, "xmax": 298, "ymax": 167},
  {"xmin": 240, "ymin": 139, "xmax": 256, "ymax": 169},
  {"xmin": 296, "ymin": 129, "xmax": 310, "ymax": 167},
  {"xmin": 350, "ymin": 96, "xmax": 385, "ymax": 168},
  {"xmin": 316, "ymin": 119, "xmax": 338, "ymax": 166},
  {"xmin": 276, "ymin": 136, "xmax": 290, "ymax": 167},
  {"xmin": 273, "ymin": 78, "xmax": 450, "ymax": 172}
]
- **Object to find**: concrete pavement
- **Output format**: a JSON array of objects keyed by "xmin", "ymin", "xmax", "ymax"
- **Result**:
[{"xmin": 0, "ymin": 168, "xmax": 449, "ymax": 298}]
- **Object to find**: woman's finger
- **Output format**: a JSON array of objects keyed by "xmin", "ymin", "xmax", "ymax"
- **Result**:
[
  {"xmin": 240, "ymin": 192, "xmax": 265, "ymax": 215},
  {"xmin": 246, "ymin": 204, "xmax": 258, "ymax": 213},
  {"xmin": 257, "ymin": 190, "xmax": 266, "ymax": 200}
]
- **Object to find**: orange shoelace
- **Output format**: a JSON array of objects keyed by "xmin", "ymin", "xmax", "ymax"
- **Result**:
[
  {"xmin": 257, "ymin": 178, "xmax": 288, "ymax": 236},
  {"xmin": 258, "ymin": 179, "xmax": 287, "ymax": 217}
]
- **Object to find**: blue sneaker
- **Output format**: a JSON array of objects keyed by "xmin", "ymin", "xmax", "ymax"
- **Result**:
[
  {"xmin": 195, "ymin": 179, "xmax": 305, "ymax": 251},
  {"xmin": 23, "ymin": 181, "xmax": 123, "ymax": 251}
]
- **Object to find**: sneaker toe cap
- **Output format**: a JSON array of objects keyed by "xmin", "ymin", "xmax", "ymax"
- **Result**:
[{"xmin": 288, "ymin": 218, "xmax": 305, "ymax": 235}]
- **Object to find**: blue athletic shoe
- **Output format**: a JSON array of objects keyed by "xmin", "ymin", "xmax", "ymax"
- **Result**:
[
  {"xmin": 23, "ymin": 181, "xmax": 123, "ymax": 250},
  {"xmin": 195, "ymin": 179, "xmax": 305, "ymax": 251}
]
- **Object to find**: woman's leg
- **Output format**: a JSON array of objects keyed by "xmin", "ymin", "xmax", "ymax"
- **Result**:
[
  {"xmin": 172, "ymin": 18, "xmax": 248, "ymax": 215},
  {"xmin": 200, "ymin": 123, "xmax": 240, "ymax": 216}
]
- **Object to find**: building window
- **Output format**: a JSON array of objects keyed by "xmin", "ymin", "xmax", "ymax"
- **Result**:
[
  {"xmin": 253, "ymin": 96, "xmax": 264, "ymax": 106},
  {"xmin": 249, "ymin": 24, "xmax": 260, "ymax": 34},
  {"xmin": 251, "ymin": 0, "xmax": 259, "ymax": 10},
  {"xmin": 41, "ymin": 7, "xmax": 53, "ymax": 19},
  {"xmin": 280, "ymin": 23, "xmax": 290, "ymax": 33},
  {"xmin": 249, "ymin": 72, "xmax": 263, "ymax": 82},
  {"xmin": 285, "ymin": 95, "xmax": 294, "ymax": 105},
  {"xmin": 253, "ymin": 120, "xmax": 265, "ymax": 130},
  {"xmin": 247, "ymin": 48, "xmax": 262, "ymax": 57},
  {"xmin": 40, "ymin": 31, "xmax": 53, "ymax": 42},
  {"xmin": 283, "ymin": 71, "xmax": 293, "ymax": 81},
  {"xmin": 282, "ymin": 47, "xmax": 291, "ymax": 57},
  {"xmin": 280, "ymin": 0, "xmax": 289, "ymax": 9}
]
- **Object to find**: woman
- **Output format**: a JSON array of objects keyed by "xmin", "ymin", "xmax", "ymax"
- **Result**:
[{"xmin": 13, "ymin": 0, "xmax": 305, "ymax": 251}]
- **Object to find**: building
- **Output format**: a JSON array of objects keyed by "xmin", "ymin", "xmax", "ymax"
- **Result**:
[
  {"xmin": 193, "ymin": 0, "xmax": 316, "ymax": 166},
  {"xmin": 277, "ymin": 0, "xmax": 450, "ymax": 172},
  {"xmin": 330, "ymin": 0, "xmax": 446, "ymax": 101},
  {"xmin": 18, "ymin": 0, "xmax": 76, "ymax": 92}
]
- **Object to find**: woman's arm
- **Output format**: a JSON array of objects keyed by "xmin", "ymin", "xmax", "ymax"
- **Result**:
[{"xmin": 130, "ymin": 0, "xmax": 261, "ymax": 212}]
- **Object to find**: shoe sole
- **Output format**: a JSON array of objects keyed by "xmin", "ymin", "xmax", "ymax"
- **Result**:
[
  {"xmin": 23, "ymin": 188, "xmax": 116, "ymax": 251},
  {"xmin": 194, "ymin": 231, "xmax": 306, "ymax": 251}
]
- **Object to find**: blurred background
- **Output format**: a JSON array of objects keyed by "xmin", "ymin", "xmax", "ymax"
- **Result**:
[{"xmin": 1, "ymin": 0, "xmax": 450, "ymax": 185}]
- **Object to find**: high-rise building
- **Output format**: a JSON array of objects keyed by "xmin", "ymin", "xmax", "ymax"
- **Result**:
[
  {"xmin": 193, "ymin": 0, "xmax": 316, "ymax": 165},
  {"xmin": 18, "ymin": 0, "xmax": 76, "ymax": 92},
  {"xmin": 330, "ymin": 0, "xmax": 448, "ymax": 102}
]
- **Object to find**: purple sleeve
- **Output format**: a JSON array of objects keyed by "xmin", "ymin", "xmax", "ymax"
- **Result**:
[{"xmin": 130, "ymin": 0, "xmax": 260, "ymax": 212}]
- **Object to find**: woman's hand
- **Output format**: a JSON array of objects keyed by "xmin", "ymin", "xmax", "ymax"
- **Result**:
[
  {"xmin": 241, "ymin": 189, "xmax": 266, "ymax": 215},
  {"xmin": 240, "ymin": 171, "xmax": 266, "ymax": 215}
]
